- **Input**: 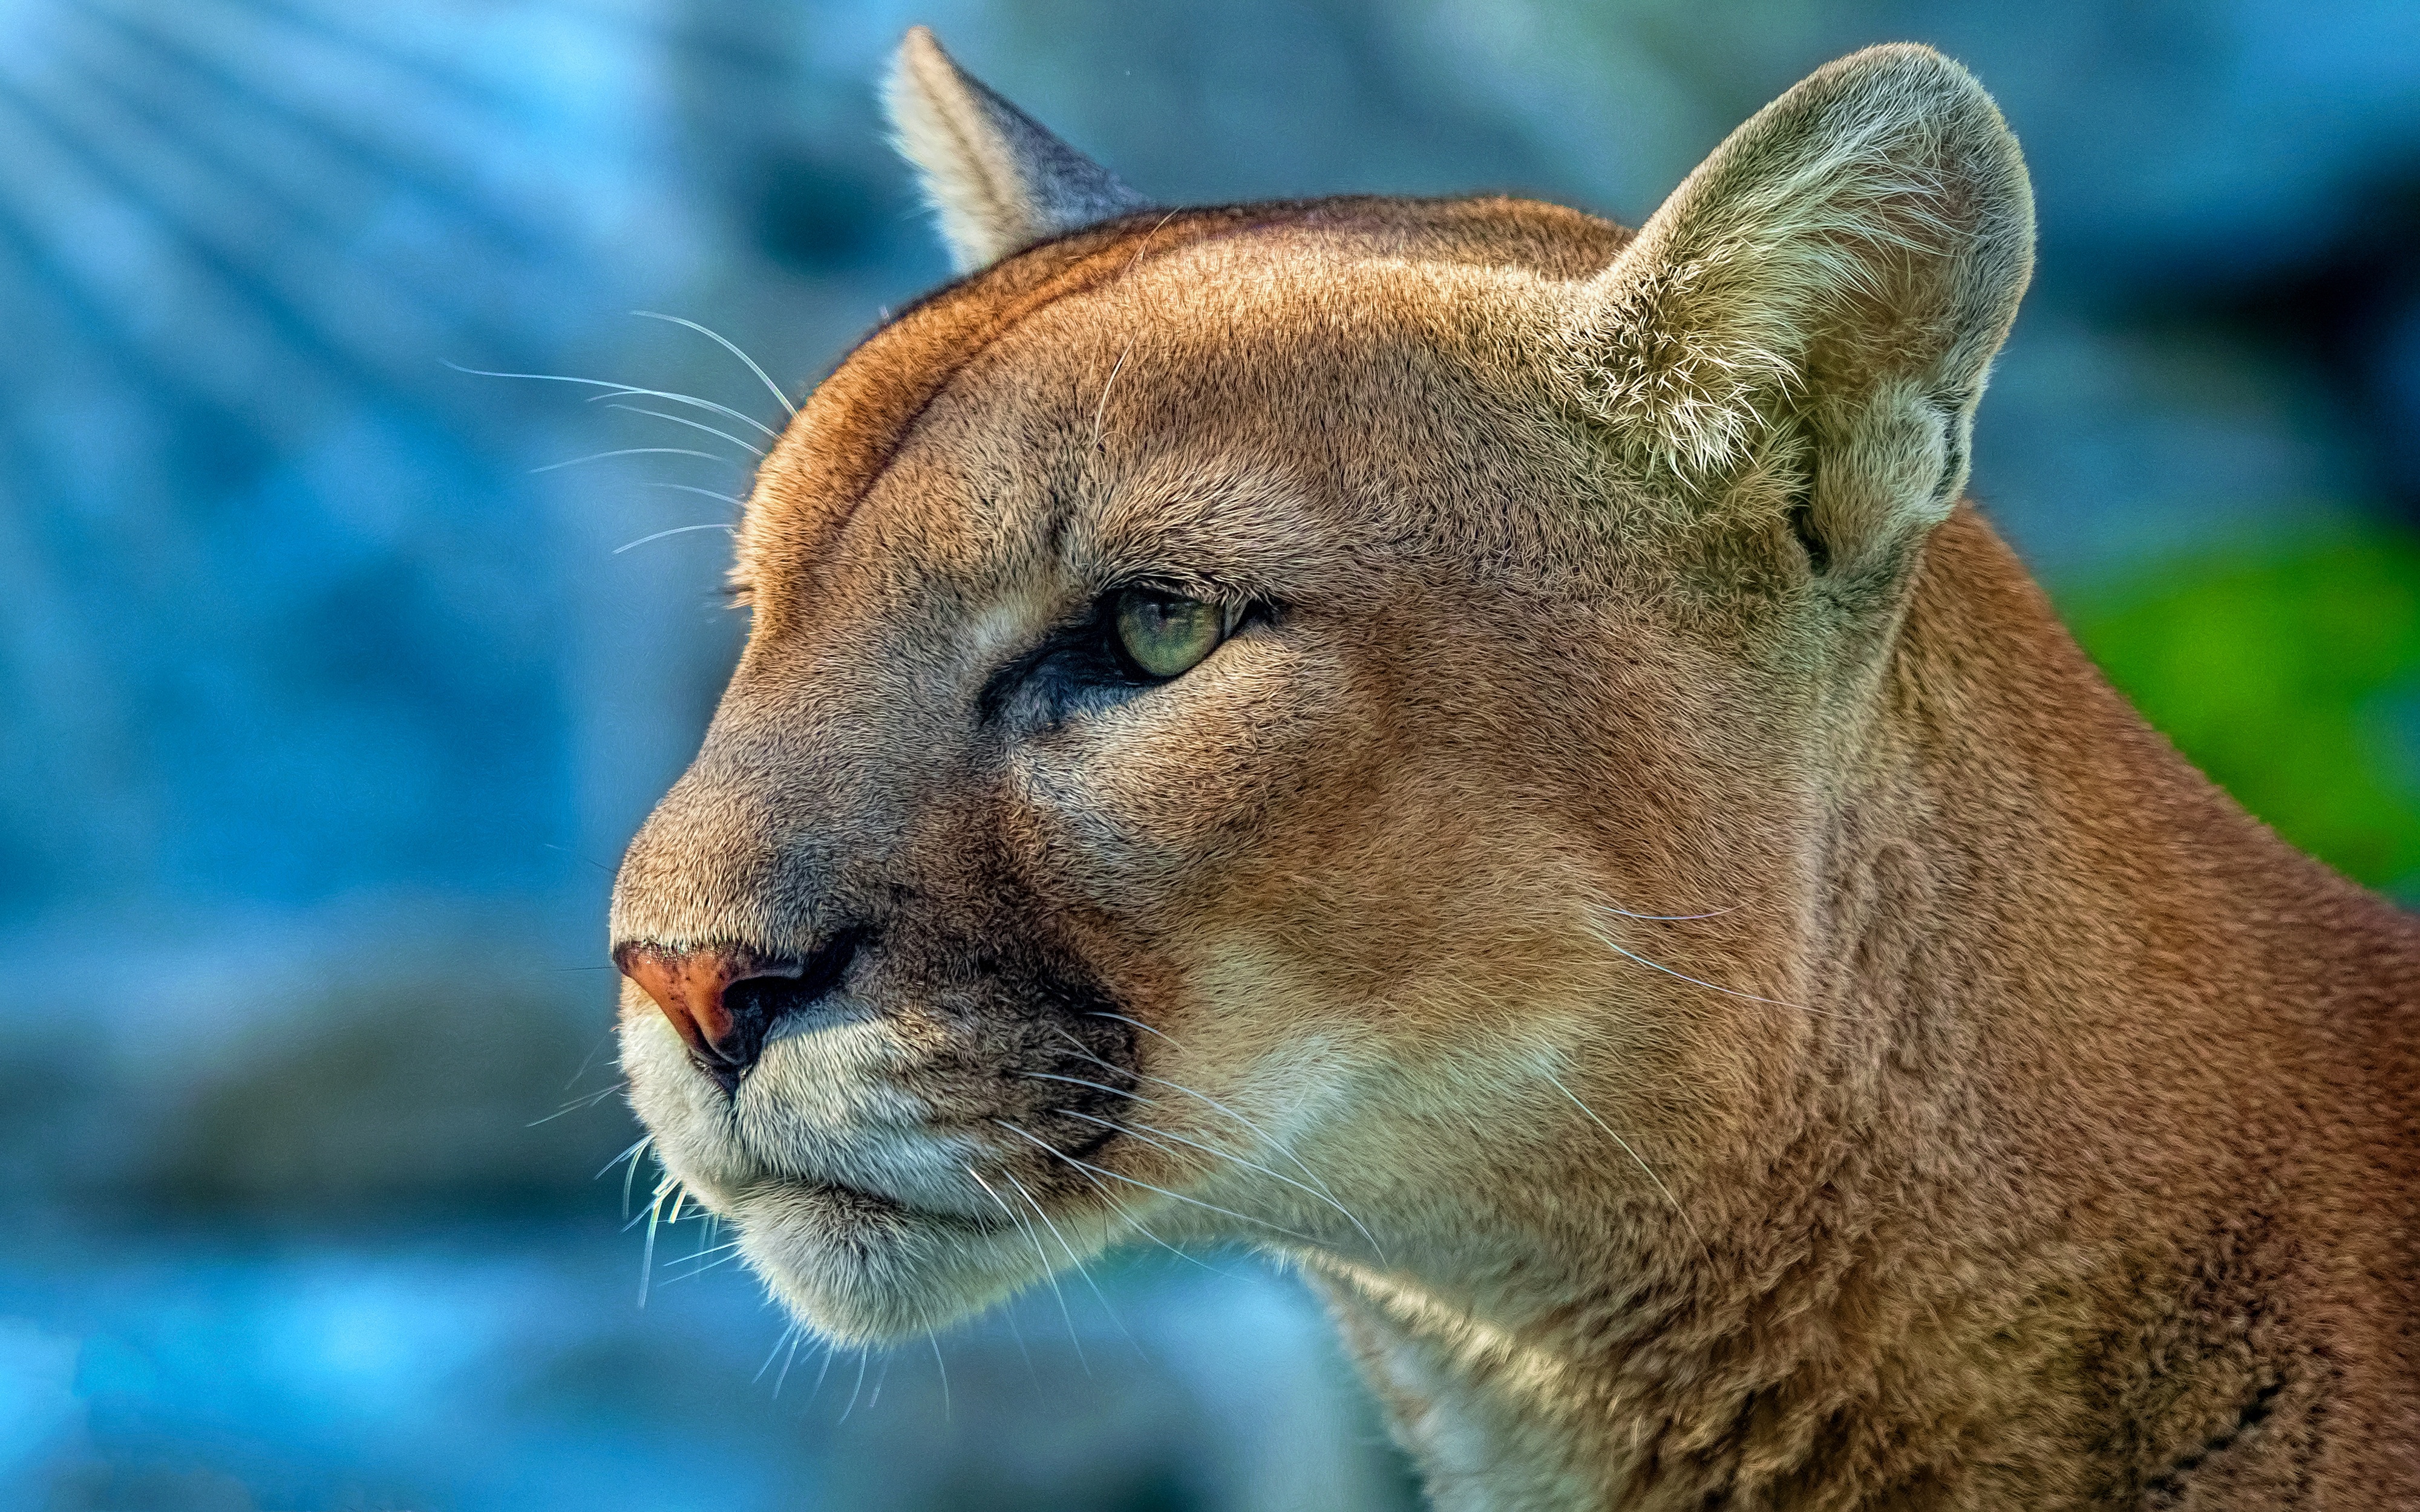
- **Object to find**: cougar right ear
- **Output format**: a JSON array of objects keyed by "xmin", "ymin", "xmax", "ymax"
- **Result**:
[
  {"xmin": 883, "ymin": 27, "xmax": 1150, "ymax": 273},
  {"xmin": 1560, "ymin": 45, "xmax": 2033, "ymax": 580}
]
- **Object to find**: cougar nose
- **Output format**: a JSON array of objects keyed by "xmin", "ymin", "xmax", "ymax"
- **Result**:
[{"xmin": 612, "ymin": 939, "xmax": 855, "ymax": 1090}]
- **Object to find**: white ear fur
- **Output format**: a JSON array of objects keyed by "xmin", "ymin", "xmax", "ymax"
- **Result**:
[
  {"xmin": 883, "ymin": 27, "xmax": 1149, "ymax": 274},
  {"xmin": 1564, "ymin": 44, "xmax": 2034, "ymax": 573}
]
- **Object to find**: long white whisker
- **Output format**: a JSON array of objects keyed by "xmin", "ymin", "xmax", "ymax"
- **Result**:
[
  {"xmin": 604, "ymin": 403, "xmax": 767, "ymax": 457},
  {"xmin": 443, "ymin": 361, "xmax": 781, "ymax": 439},
  {"xmin": 531, "ymin": 446, "xmax": 733, "ymax": 474},
  {"xmin": 1003, "ymin": 1118, "xmax": 1232, "ymax": 1279},
  {"xmin": 1020, "ymin": 1070, "xmax": 1159, "ymax": 1106},
  {"xmin": 1056, "ymin": 1107, "xmax": 1387, "ymax": 1263},
  {"xmin": 998, "ymin": 1164, "xmax": 1139, "ymax": 1354},
  {"xmin": 636, "ymin": 1175, "xmax": 678, "ymax": 1305},
  {"xmin": 966, "ymin": 1164, "xmax": 1087, "ymax": 1373},
  {"xmin": 999, "ymin": 1292, "xmax": 1037, "ymax": 1381},
  {"xmin": 528, "ymin": 1084, "xmax": 622, "ymax": 1126},
  {"xmin": 634, "ymin": 309, "xmax": 798, "ymax": 416},
  {"xmin": 1045, "ymin": 1031, "xmax": 1347, "ymax": 1204},
  {"xmin": 580, "ymin": 385, "xmax": 780, "ymax": 439},
  {"xmin": 989, "ymin": 1119, "xmax": 1319, "ymax": 1245},
  {"xmin": 839, "ymin": 1350, "xmax": 870, "ymax": 1422},
  {"xmin": 658, "ymin": 1237, "xmax": 747, "ymax": 1284},
  {"xmin": 1085, "ymin": 1009, "xmax": 1180, "ymax": 1048},
  {"xmin": 613, "ymin": 523, "xmax": 736, "ymax": 554},
  {"xmin": 773, "ymin": 1331, "xmax": 809, "ymax": 1397},
  {"xmin": 611, "ymin": 1136, "xmax": 655, "ymax": 1219},
  {"xmin": 754, "ymin": 1322, "xmax": 798, "ymax": 1385},
  {"xmin": 598, "ymin": 1133, "xmax": 652, "ymax": 1188},
  {"xmin": 1539, "ymin": 1066, "xmax": 1709, "ymax": 1261},
  {"xmin": 644, "ymin": 482, "xmax": 747, "ymax": 506},
  {"xmin": 1091, "ymin": 337, "xmax": 1134, "ymax": 451},
  {"xmin": 1592, "ymin": 933, "xmax": 1839, "ymax": 1018}
]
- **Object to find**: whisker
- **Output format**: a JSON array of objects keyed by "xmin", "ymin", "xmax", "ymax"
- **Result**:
[
  {"xmin": 989, "ymin": 1118, "xmax": 1319, "ymax": 1245},
  {"xmin": 659, "ymin": 1250, "xmax": 748, "ymax": 1286},
  {"xmin": 755, "ymin": 1322, "xmax": 799, "ymax": 1385},
  {"xmin": 634, "ymin": 309, "xmax": 798, "ymax": 417},
  {"xmin": 563, "ymin": 1027, "xmax": 620, "ymax": 1089},
  {"xmin": 806, "ymin": 1340, "xmax": 840, "ymax": 1404},
  {"xmin": 644, "ymin": 482, "xmax": 747, "ymax": 506},
  {"xmin": 1589, "ymin": 931, "xmax": 1841, "ymax": 1018},
  {"xmin": 636, "ymin": 1174, "xmax": 678, "ymax": 1305},
  {"xmin": 442, "ymin": 360, "xmax": 781, "ymax": 439},
  {"xmin": 598, "ymin": 1135, "xmax": 655, "ymax": 1217},
  {"xmin": 1085, "ymin": 1009, "xmax": 1180, "ymax": 1048},
  {"xmin": 1002, "ymin": 1118, "xmax": 1232, "ymax": 1279},
  {"xmin": 1044, "ymin": 1031, "xmax": 1347, "ymax": 1204},
  {"xmin": 1020, "ymin": 1069, "xmax": 1159, "ymax": 1106},
  {"xmin": 1120, "ymin": 209, "xmax": 1182, "ymax": 280},
  {"xmin": 1539, "ymin": 1066, "xmax": 1710, "ymax": 1262},
  {"xmin": 526, "ymin": 1083, "xmax": 621, "ymax": 1126},
  {"xmin": 1091, "ymin": 337, "xmax": 1134, "ymax": 451},
  {"xmin": 658, "ymin": 1236, "xmax": 747, "ymax": 1283},
  {"xmin": 531, "ymin": 446, "xmax": 733, "ymax": 474},
  {"xmin": 543, "ymin": 842, "xmax": 619, "ymax": 876},
  {"xmin": 999, "ymin": 1165, "xmax": 1142, "ymax": 1357},
  {"xmin": 929, "ymin": 1335, "xmax": 950, "ymax": 1422},
  {"xmin": 839, "ymin": 1350, "xmax": 870, "ymax": 1422},
  {"xmin": 613, "ymin": 522, "xmax": 735, "ymax": 554},
  {"xmin": 1055, "ymin": 1107, "xmax": 1387, "ymax": 1263},
  {"xmin": 773, "ymin": 1331, "xmax": 809, "ymax": 1397},
  {"xmin": 580, "ymin": 385, "xmax": 781, "ymax": 439},
  {"xmin": 966, "ymin": 1164, "xmax": 1087, "ymax": 1374},
  {"xmin": 604, "ymin": 403, "xmax": 767, "ymax": 458},
  {"xmin": 1100, "ymin": 1209, "xmax": 1235, "ymax": 1279},
  {"xmin": 999, "ymin": 1292, "xmax": 1037, "ymax": 1382}
]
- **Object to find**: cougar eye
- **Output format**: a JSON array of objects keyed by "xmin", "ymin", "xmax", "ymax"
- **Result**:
[{"xmin": 1111, "ymin": 587, "xmax": 1226, "ymax": 679}]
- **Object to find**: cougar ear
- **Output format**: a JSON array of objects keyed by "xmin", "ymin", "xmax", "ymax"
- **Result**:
[
  {"xmin": 1563, "ymin": 44, "xmax": 2033, "ymax": 578},
  {"xmin": 883, "ymin": 27, "xmax": 1150, "ymax": 274}
]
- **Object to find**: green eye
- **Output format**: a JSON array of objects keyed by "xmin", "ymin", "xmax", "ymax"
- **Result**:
[{"xmin": 1113, "ymin": 588, "xmax": 1228, "ymax": 679}]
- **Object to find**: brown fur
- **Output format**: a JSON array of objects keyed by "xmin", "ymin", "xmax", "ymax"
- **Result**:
[{"xmin": 608, "ymin": 38, "xmax": 2419, "ymax": 1509}]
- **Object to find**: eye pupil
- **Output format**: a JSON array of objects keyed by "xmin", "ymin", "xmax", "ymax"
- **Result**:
[{"xmin": 1113, "ymin": 589, "xmax": 1226, "ymax": 679}]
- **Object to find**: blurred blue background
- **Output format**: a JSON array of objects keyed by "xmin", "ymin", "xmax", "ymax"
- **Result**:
[{"xmin": 6, "ymin": 2, "xmax": 2420, "ymax": 1508}]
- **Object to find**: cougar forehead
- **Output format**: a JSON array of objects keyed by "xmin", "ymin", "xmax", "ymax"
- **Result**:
[{"xmin": 734, "ymin": 199, "xmax": 1635, "ymax": 626}]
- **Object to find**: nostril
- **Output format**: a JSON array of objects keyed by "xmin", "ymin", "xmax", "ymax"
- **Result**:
[
  {"xmin": 721, "ymin": 929, "xmax": 862, "ymax": 1041},
  {"xmin": 611, "ymin": 933, "xmax": 862, "ymax": 1093}
]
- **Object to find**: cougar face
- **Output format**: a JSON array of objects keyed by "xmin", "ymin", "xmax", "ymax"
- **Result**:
[{"xmin": 609, "ymin": 229, "xmax": 1660, "ymax": 1341}]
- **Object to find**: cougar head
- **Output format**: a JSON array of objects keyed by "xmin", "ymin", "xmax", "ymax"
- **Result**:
[{"xmin": 608, "ymin": 27, "xmax": 2031, "ymax": 1346}]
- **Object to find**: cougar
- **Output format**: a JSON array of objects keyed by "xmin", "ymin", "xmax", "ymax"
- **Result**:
[{"xmin": 608, "ymin": 28, "xmax": 2419, "ymax": 1507}]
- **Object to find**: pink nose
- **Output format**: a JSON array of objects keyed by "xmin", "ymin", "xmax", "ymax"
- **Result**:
[{"xmin": 613, "ymin": 943, "xmax": 805, "ymax": 1087}]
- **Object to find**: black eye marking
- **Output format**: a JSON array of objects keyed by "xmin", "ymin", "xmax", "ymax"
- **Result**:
[{"xmin": 975, "ymin": 584, "xmax": 1266, "ymax": 729}]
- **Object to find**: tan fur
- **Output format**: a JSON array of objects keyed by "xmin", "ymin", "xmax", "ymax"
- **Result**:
[{"xmin": 609, "ymin": 37, "xmax": 2419, "ymax": 1509}]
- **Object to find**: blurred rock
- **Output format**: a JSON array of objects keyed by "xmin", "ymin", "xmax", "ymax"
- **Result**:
[{"xmin": 136, "ymin": 980, "xmax": 632, "ymax": 1216}]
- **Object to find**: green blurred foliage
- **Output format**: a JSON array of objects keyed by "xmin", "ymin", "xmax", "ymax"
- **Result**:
[{"xmin": 2059, "ymin": 525, "xmax": 2420, "ymax": 894}]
